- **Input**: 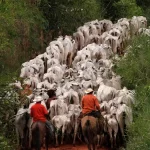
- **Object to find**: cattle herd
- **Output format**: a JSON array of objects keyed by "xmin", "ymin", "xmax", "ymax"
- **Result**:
[{"xmin": 14, "ymin": 16, "xmax": 149, "ymax": 149}]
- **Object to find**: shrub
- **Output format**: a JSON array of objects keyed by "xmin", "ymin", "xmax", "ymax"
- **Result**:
[{"xmin": 115, "ymin": 35, "xmax": 150, "ymax": 149}]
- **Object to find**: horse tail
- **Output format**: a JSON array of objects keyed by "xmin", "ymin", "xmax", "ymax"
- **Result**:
[
  {"xmin": 84, "ymin": 119, "xmax": 91, "ymax": 143},
  {"xmin": 35, "ymin": 123, "xmax": 41, "ymax": 150},
  {"xmin": 85, "ymin": 119, "xmax": 90, "ymax": 126}
]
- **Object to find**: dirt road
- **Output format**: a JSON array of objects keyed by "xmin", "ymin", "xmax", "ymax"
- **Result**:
[{"xmin": 42, "ymin": 144, "xmax": 110, "ymax": 150}]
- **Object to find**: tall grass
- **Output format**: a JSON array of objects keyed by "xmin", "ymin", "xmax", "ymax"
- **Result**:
[{"xmin": 115, "ymin": 35, "xmax": 150, "ymax": 150}]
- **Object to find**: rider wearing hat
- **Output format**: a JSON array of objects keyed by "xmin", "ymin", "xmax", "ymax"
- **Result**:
[
  {"xmin": 81, "ymin": 88, "xmax": 100, "ymax": 116},
  {"xmin": 81, "ymin": 88, "xmax": 104, "ymax": 135},
  {"xmin": 30, "ymin": 96, "xmax": 54, "ymax": 136}
]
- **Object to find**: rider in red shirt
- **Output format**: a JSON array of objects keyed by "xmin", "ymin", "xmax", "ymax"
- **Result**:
[
  {"xmin": 30, "ymin": 96, "xmax": 54, "ymax": 136},
  {"xmin": 30, "ymin": 101, "xmax": 48, "ymax": 122},
  {"xmin": 81, "ymin": 88, "xmax": 100, "ymax": 115}
]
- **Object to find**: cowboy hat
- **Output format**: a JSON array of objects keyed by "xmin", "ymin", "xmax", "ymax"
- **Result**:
[
  {"xmin": 33, "ymin": 96, "xmax": 43, "ymax": 102},
  {"xmin": 85, "ymin": 88, "xmax": 93, "ymax": 94}
]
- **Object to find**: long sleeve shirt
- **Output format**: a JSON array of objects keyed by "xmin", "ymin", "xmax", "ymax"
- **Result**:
[
  {"xmin": 30, "ymin": 103, "xmax": 48, "ymax": 122},
  {"xmin": 81, "ymin": 94, "xmax": 100, "ymax": 114}
]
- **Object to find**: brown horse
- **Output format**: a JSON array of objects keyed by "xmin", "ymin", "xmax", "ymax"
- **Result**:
[
  {"xmin": 31, "ymin": 121, "xmax": 49, "ymax": 150},
  {"xmin": 81, "ymin": 116, "xmax": 99, "ymax": 150}
]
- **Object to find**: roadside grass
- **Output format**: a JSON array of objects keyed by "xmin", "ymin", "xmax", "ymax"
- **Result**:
[{"xmin": 115, "ymin": 35, "xmax": 150, "ymax": 150}]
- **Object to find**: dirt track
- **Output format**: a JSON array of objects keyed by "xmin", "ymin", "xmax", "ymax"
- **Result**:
[{"xmin": 42, "ymin": 144, "xmax": 110, "ymax": 150}]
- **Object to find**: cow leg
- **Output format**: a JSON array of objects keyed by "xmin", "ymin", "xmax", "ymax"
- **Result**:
[
  {"xmin": 68, "ymin": 53, "xmax": 73, "ymax": 68},
  {"xmin": 61, "ymin": 125, "xmax": 65, "ymax": 145},
  {"xmin": 55, "ymin": 130, "xmax": 59, "ymax": 147},
  {"xmin": 16, "ymin": 128, "xmax": 20, "ymax": 146},
  {"xmin": 73, "ymin": 122, "xmax": 79, "ymax": 146},
  {"xmin": 119, "ymin": 122, "xmax": 124, "ymax": 138},
  {"xmin": 108, "ymin": 128, "xmax": 113, "ymax": 149},
  {"xmin": 114, "ymin": 126, "xmax": 118, "ymax": 149}
]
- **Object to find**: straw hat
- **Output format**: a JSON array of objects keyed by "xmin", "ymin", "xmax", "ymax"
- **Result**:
[
  {"xmin": 85, "ymin": 88, "xmax": 93, "ymax": 94},
  {"xmin": 33, "ymin": 96, "xmax": 43, "ymax": 102}
]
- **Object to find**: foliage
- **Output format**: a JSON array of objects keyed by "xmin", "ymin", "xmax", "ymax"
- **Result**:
[
  {"xmin": 0, "ymin": 83, "xmax": 21, "ymax": 149},
  {"xmin": 0, "ymin": 0, "xmax": 47, "ymax": 73},
  {"xmin": 39, "ymin": 0, "xmax": 102, "ymax": 37},
  {"xmin": 0, "ymin": 136, "xmax": 12, "ymax": 150},
  {"xmin": 0, "ymin": 0, "xmax": 46, "ymax": 148},
  {"xmin": 0, "ymin": 0, "xmax": 150, "ymax": 149},
  {"xmin": 115, "ymin": 35, "xmax": 150, "ymax": 149},
  {"xmin": 116, "ymin": 35, "xmax": 150, "ymax": 89},
  {"xmin": 126, "ymin": 86, "xmax": 150, "ymax": 150},
  {"xmin": 113, "ymin": 0, "xmax": 143, "ymax": 20},
  {"xmin": 100, "ymin": 0, "xmax": 142, "ymax": 21},
  {"xmin": 136, "ymin": 0, "xmax": 150, "ymax": 23}
]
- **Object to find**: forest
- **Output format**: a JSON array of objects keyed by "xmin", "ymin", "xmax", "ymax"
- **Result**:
[{"xmin": 0, "ymin": 0, "xmax": 150, "ymax": 149}]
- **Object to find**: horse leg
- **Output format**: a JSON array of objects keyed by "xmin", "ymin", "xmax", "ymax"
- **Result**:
[
  {"xmin": 45, "ymin": 133, "xmax": 49, "ymax": 150},
  {"xmin": 92, "ymin": 143, "xmax": 96, "ymax": 150},
  {"xmin": 92, "ymin": 135, "xmax": 98, "ymax": 150},
  {"xmin": 29, "ymin": 127, "xmax": 32, "ymax": 149},
  {"xmin": 84, "ymin": 137, "xmax": 91, "ymax": 150},
  {"xmin": 97, "ymin": 135, "xmax": 100, "ymax": 147}
]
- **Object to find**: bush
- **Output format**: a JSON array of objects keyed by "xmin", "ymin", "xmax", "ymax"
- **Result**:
[
  {"xmin": 116, "ymin": 35, "xmax": 150, "ymax": 89},
  {"xmin": 113, "ymin": 0, "xmax": 143, "ymax": 20},
  {"xmin": 0, "ymin": 0, "xmax": 47, "ymax": 72},
  {"xmin": 0, "ymin": 83, "xmax": 21, "ymax": 149},
  {"xmin": 115, "ymin": 35, "xmax": 150, "ymax": 149}
]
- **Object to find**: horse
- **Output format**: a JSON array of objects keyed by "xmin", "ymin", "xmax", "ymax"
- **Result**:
[
  {"xmin": 81, "ymin": 116, "xmax": 99, "ymax": 150},
  {"xmin": 15, "ymin": 107, "xmax": 29, "ymax": 150},
  {"xmin": 31, "ymin": 121, "xmax": 49, "ymax": 150}
]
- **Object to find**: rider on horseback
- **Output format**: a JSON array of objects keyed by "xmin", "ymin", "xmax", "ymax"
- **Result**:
[
  {"xmin": 81, "ymin": 88, "xmax": 100, "ymax": 117},
  {"xmin": 81, "ymin": 88, "xmax": 104, "ymax": 134},
  {"xmin": 30, "ymin": 96, "xmax": 54, "ymax": 136}
]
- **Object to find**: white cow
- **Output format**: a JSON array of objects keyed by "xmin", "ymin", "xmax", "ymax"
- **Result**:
[
  {"xmin": 97, "ymin": 82, "xmax": 117, "ymax": 102},
  {"xmin": 104, "ymin": 114, "xmax": 118, "ymax": 149},
  {"xmin": 52, "ymin": 114, "xmax": 71, "ymax": 146},
  {"xmin": 15, "ymin": 108, "xmax": 29, "ymax": 147},
  {"xmin": 68, "ymin": 104, "xmax": 81, "ymax": 145},
  {"xmin": 49, "ymin": 98, "xmax": 68, "ymax": 120},
  {"xmin": 63, "ymin": 89, "xmax": 79, "ymax": 105}
]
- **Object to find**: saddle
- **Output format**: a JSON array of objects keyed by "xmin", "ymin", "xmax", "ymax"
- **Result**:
[
  {"xmin": 78, "ymin": 110, "xmax": 102, "ymax": 122},
  {"xmin": 85, "ymin": 110, "xmax": 101, "ymax": 118}
]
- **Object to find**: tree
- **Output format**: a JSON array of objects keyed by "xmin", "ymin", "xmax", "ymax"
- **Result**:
[
  {"xmin": 39, "ymin": 0, "xmax": 102, "ymax": 38},
  {"xmin": 113, "ymin": 0, "xmax": 142, "ymax": 20},
  {"xmin": 100, "ymin": 0, "xmax": 143, "ymax": 21},
  {"xmin": 136, "ymin": 0, "xmax": 150, "ymax": 23}
]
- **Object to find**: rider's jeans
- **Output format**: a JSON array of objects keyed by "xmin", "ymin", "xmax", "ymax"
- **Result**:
[{"xmin": 45, "ymin": 120, "xmax": 55, "ymax": 137}]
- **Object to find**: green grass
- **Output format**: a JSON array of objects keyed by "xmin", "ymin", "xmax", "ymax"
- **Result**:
[{"xmin": 115, "ymin": 35, "xmax": 150, "ymax": 150}]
